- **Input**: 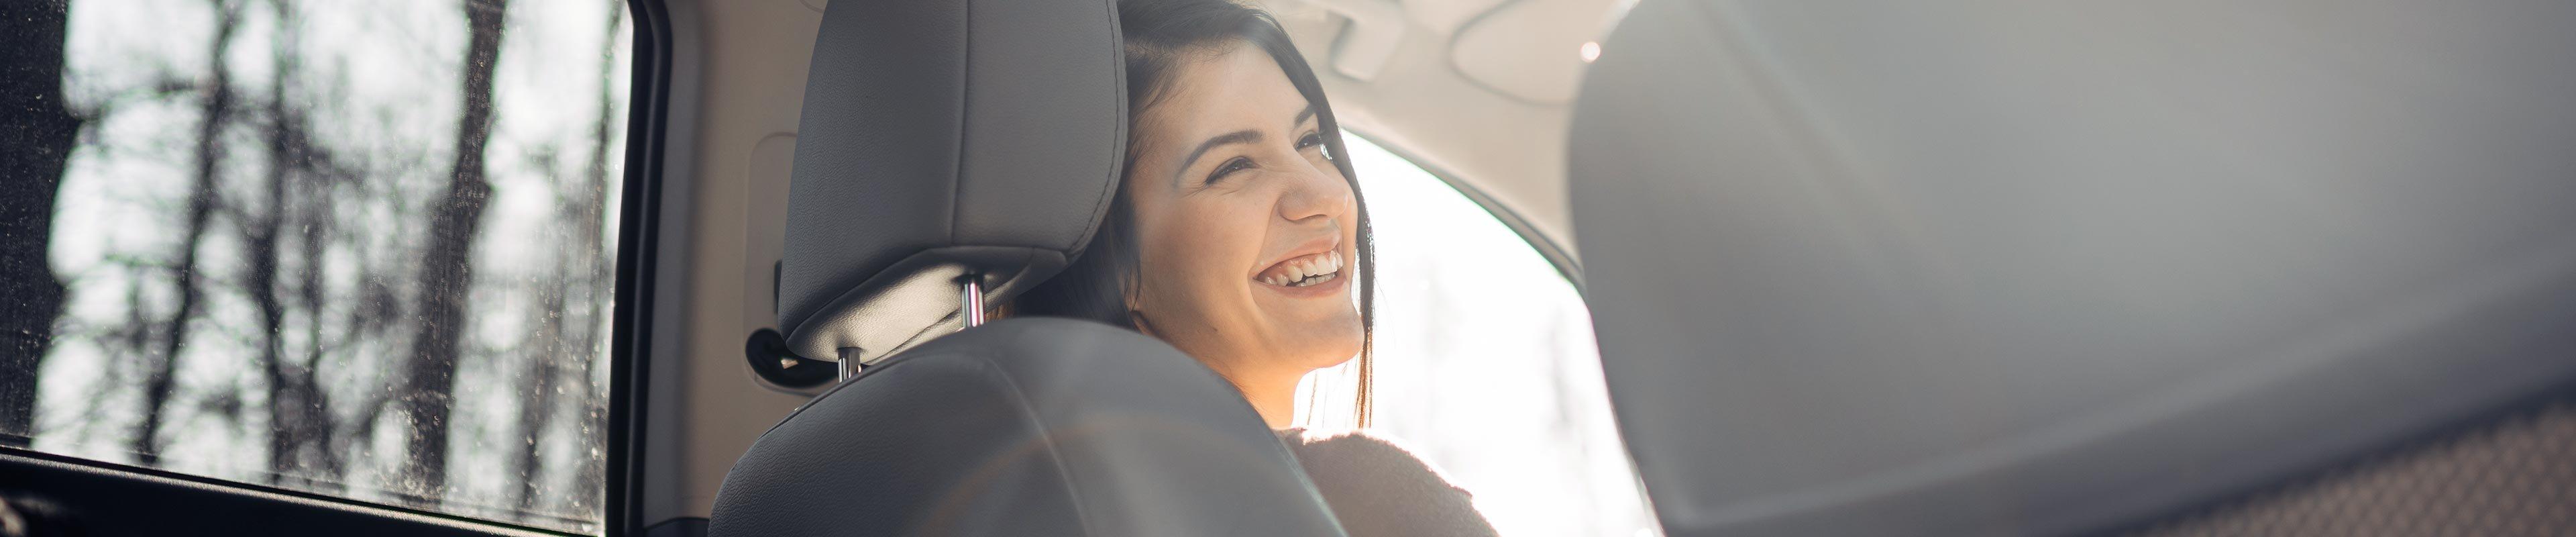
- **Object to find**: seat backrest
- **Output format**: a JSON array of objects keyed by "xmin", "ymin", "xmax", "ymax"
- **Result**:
[
  {"xmin": 710, "ymin": 319, "xmax": 1347, "ymax": 536},
  {"xmin": 776, "ymin": 0, "xmax": 1125, "ymax": 367},
  {"xmin": 1567, "ymin": 1, "xmax": 2576, "ymax": 535}
]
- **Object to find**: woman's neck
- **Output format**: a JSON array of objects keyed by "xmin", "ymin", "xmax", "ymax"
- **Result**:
[
  {"xmin": 1210, "ymin": 363, "xmax": 1303, "ymax": 429},
  {"xmin": 1233, "ymin": 375, "xmax": 1299, "ymax": 429}
]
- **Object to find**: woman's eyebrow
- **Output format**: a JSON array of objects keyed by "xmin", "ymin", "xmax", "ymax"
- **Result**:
[
  {"xmin": 1173, "ymin": 129, "xmax": 1262, "ymax": 187},
  {"xmin": 1292, "ymin": 105, "xmax": 1316, "ymax": 129}
]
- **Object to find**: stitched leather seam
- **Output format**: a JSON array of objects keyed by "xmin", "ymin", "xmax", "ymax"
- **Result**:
[
  {"xmin": 949, "ymin": 0, "xmax": 973, "ymax": 244},
  {"xmin": 1071, "ymin": 0, "xmax": 1122, "ymax": 253}
]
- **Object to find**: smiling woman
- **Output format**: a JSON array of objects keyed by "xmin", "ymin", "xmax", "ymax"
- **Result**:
[
  {"xmin": 1120, "ymin": 42, "xmax": 1366, "ymax": 428},
  {"xmin": 1002, "ymin": 0, "xmax": 1509, "ymax": 534},
  {"xmin": 1012, "ymin": 0, "xmax": 1377, "ymax": 432}
]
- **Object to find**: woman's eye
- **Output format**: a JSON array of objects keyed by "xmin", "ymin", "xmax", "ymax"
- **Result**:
[
  {"xmin": 1297, "ymin": 132, "xmax": 1334, "ymax": 161},
  {"xmin": 1205, "ymin": 156, "xmax": 1254, "ymax": 184}
]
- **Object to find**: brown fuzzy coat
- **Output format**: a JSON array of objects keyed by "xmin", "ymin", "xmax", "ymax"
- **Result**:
[{"xmin": 1279, "ymin": 428, "xmax": 1500, "ymax": 537}]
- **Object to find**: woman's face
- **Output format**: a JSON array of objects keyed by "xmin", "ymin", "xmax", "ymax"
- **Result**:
[{"xmin": 1124, "ymin": 44, "xmax": 1363, "ymax": 385}]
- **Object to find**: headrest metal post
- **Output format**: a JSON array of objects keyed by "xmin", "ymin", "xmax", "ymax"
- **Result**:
[
  {"xmin": 960, "ymin": 275, "xmax": 985, "ymax": 329},
  {"xmin": 837, "ymin": 347, "xmax": 861, "ymax": 381}
]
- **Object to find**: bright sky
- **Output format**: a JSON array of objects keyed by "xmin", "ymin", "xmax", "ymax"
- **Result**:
[{"xmin": 1297, "ymin": 133, "xmax": 1663, "ymax": 537}]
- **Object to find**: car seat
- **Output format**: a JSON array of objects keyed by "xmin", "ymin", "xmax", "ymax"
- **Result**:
[{"xmin": 1568, "ymin": 1, "xmax": 2576, "ymax": 534}]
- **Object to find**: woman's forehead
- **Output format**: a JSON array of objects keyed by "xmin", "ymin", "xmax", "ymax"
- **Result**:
[{"xmin": 1139, "ymin": 46, "xmax": 1311, "ymax": 147}]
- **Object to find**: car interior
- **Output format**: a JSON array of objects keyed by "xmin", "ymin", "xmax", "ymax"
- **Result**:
[{"xmin": 2, "ymin": 0, "xmax": 2571, "ymax": 536}]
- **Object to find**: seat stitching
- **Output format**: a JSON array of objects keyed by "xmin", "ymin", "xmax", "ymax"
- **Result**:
[
  {"xmin": 949, "ymin": 0, "xmax": 974, "ymax": 244},
  {"xmin": 1071, "ymin": 0, "xmax": 1123, "ymax": 252}
]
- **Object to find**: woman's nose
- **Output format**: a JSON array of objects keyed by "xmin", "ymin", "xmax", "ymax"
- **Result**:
[{"xmin": 1275, "ymin": 163, "xmax": 1354, "ymax": 224}]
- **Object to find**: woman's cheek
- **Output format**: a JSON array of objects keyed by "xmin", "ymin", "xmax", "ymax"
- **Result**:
[
  {"xmin": 1175, "ymin": 205, "xmax": 1257, "ymax": 286},
  {"xmin": 1146, "ymin": 202, "xmax": 1250, "ymax": 301}
]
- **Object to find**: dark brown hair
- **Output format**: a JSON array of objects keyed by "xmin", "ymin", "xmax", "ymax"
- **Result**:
[{"xmin": 1012, "ymin": 0, "xmax": 1375, "ymax": 427}]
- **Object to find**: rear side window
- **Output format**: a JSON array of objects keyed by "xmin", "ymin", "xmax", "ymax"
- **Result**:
[
  {"xmin": 1, "ymin": 0, "xmax": 631, "ymax": 533},
  {"xmin": 1297, "ymin": 134, "xmax": 1662, "ymax": 536}
]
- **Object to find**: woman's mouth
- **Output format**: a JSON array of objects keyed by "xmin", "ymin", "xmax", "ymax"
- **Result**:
[{"xmin": 1256, "ymin": 250, "xmax": 1344, "ymax": 288}]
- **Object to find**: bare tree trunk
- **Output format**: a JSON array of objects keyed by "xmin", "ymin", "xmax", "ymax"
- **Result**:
[
  {"xmin": 323, "ymin": 256, "xmax": 401, "ymax": 478},
  {"xmin": 515, "ymin": 3, "xmax": 627, "ymax": 514},
  {"xmin": 134, "ymin": 0, "xmax": 245, "ymax": 465},
  {"xmin": 0, "ymin": 0, "xmax": 82, "ymax": 447},
  {"xmin": 398, "ymin": 0, "xmax": 509, "ymax": 505},
  {"xmin": 564, "ymin": 4, "xmax": 618, "ymax": 511},
  {"xmin": 321, "ymin": 203, "xmax": 397, "ymax": 478},
  {"xmin": 252, "ymin": 0, "xmax": 318, "ymax": 485},
  {"xmin": 292, "ymin": 139, "xmax": 346, "ymax": 487},
  {"xmin": 252, "ymin": 110, "xmax": 297, "ymax": 484},
  {"xmin": 508, "ymin": 293, "xmax": 564, "ymax": 514}
]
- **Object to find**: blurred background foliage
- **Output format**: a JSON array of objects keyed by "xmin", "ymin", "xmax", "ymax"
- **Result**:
[{"xmin": 1, "ymin": 0, "xmax": 629, "ymax": 532}]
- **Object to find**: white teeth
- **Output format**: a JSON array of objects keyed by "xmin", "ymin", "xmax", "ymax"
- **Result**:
[{"xmin": 1260, "ymin": 250, "xmax": 1346, "ymax": 287}]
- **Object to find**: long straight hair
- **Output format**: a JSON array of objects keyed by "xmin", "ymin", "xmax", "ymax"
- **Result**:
[{"xmin": 1013, "ymin": 0, "xmax": 1375, "ymax": 428}]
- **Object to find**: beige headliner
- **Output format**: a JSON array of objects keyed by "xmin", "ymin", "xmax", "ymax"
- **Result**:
[
  {"xmin": 646, "ymin": 0, "xmax": 1625, "ymax": 522},
  {"xmin": 1267, "ymin": 0, "xmax": 1629, "ymax": 253}
]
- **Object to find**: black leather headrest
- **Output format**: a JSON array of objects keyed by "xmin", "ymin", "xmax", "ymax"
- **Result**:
[{"xmin": 780, "ymin": 0, "xmax": 1126, "ymax": 364}]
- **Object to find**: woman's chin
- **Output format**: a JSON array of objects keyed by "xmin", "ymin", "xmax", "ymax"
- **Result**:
[
  {"xmin": 1245, "ymin": 278, "xmax": 1365, "ymax": 368},
  {"xmin": 1281, "ymin": 318, "xmax": 1366, "ymax": 369},
  {"xmin": 1307, "ymin": 348, "xmax": 1362, "ymax": 369}
]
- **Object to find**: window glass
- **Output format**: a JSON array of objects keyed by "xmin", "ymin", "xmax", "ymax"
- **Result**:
[
  {"xmin": 1, "ymin": 0, "xmax": 631, "ymax": 533},
  {"xmin": 1297, "ymin": 134, "xmax": 1662, "ymax": 536}
]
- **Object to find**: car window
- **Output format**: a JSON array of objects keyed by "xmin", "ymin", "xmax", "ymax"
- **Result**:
[
  {"xmin": 1295, "ymin": 133, "xmax": 1662, "ymax": 536},
  {"xmin": 1, "ymin": 0, "xmax": 631, "ymax": 533}
]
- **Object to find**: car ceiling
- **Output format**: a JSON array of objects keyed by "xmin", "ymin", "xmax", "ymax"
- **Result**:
[{"xmin": 1268, "ymin": 0, "xmax": 1631, "ymax": 253}]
